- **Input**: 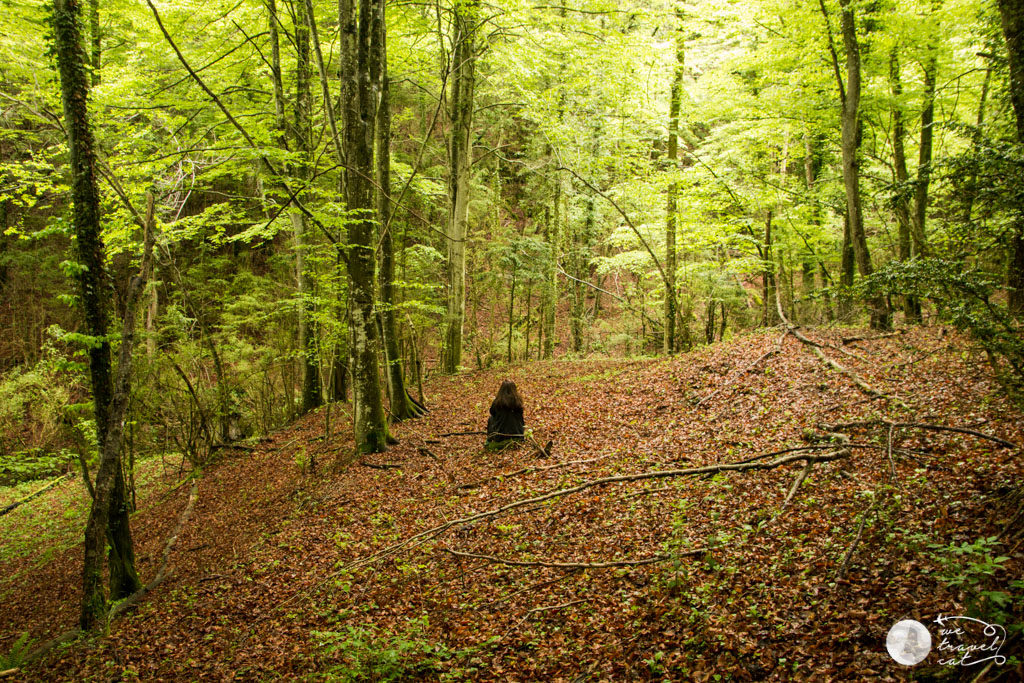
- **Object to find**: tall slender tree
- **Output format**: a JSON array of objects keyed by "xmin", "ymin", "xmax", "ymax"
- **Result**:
[
  {"xmin": 442, "ymin": 0, "xmax": 479, "ymax": 373},
  {"xmin": 997, "ymin": 0, "xmax": 1024, "ymax": 314},
  {"xmin": 376, "ymin": 0, "xmax": 423, "ymax": 420},
  {"xmin": 52, "ymin": 0, "xmax": 141, "ymax": 630},
  {"xmin": 889, "ymin": 48, "xmax": 921, "ymax": 322},
  {"xmin": 341, "ymin": 0, "xmax": 390, "ymax": 451},
  {"xmin": 664, "ymin": 9, "xmax": 684, "ymax": 353},
  {"xmin": 836, "ymin": 0, "xmax": 889, "ymax": 329}
]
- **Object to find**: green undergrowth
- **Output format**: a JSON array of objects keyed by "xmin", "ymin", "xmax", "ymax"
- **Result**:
[{"xmin": 312, "ymin": 615, "xmax": 498, "ymax": 681}]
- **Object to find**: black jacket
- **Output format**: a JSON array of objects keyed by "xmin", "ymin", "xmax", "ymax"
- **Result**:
[{"xmin": 486, "ymin": 405, "xmax": 524, "ymax": 443}]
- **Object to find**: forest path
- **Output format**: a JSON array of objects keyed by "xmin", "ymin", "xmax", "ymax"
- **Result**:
[{"xmin": 3, "ymin": 328, "xmax": 1022, "ymax": 680}]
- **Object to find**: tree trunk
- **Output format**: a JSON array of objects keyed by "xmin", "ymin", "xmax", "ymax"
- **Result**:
[
  {"xmin": 53, "ymin": 0, "xmax": 143, "ymax": 630},
  {"xmin": 441, "ymin": 0, "xmax": 478, "ymax": 373},
  {"xmin": 889, "ymin": 48, "xmax": 921, "ymax": 323},
  {"xmin": 341, "ymin": 0, "xmax": 389, "ymax": 452},
  {"xmin": 839, "ymin": 213, "xmax": 855, "ymax": 320},
  {"xmin": 912, "ymin": 49, "xmax": 936, "ymax": 260},
  {"xmin": 542, "ymin": 165, "xmax": 561, "ymax": 358},
  {"xmin": 376, "ymin": 18, "xmax": 419, "ymax": 421},
  {"xmin": 663, "ymin": 11, "xmax": 684, "ymax": 354},
  {"xmin": 997, "ymin": 0, "xmax": 1024, "ymax": 314},
  {"xmin": 570, "ymin": 191, "xmax": 593, "ymax": 354},
  {"xmin": 293, "ymin": 0, "xmax": 322, "ymax": 413},
  {"xmin": 839, "ymin": 0, "xmax": 889, "ymax": 329},
  {"xmin": 88, "ymin": 0, "xmax": 100, "ymax": 86},
  {"xmin": 763, "ymin": 211, "xmax": 779, "ymax": 326}
]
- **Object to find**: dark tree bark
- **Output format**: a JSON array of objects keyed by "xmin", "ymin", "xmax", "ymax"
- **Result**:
[
  {"xmin": 342, "ymin": 0, "xmax": 389, "ymax": 452},
  {"xmin": 997, "ymin": 0, "xmax": 1024, "ymax": 314},
  {"xmin": 53, "ymin": 0, "xmax": 143, "ymax": 630}
]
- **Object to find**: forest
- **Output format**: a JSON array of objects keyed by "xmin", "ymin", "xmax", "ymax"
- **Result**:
[{"xmin": 1, "ymin": 0, "xmax": 1023, "ymax": 679}]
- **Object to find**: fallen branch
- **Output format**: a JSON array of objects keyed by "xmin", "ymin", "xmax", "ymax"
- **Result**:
[
  {"xmin": 842, "ymin": 331, "xmax": 904, "ymax": 344},
  {"xmin": 442, "ymin": 547, "xmax": 697, "ymax": 570},
  {"xmin": 458, "ymin": 455, "xmax": 605, "ymax": 490},
  {"xmin": 0, "ymin": 473, "xmax": 71, "ymax": 517},
  {"xmin": 266, "ymin": 448, "xmax": 852, "ymax": 622},
  {"xmin": 360, "ymin": 462, "xmax": 403, "ymax": 471},
  {"xmin": 340, "ymin": 449, "xmax": 850, "ymax": 577},
  {"xmin": 836, "ymin": 488, "xmax": 887, "ymax": 580},
  {"xmin": 524, "ymin": 598, "xmax": 590, "ymax": 615},
  {"xmin": 781, "ymin": 461, "xmax": 814, "ymax": 511},
  {"xmin": 696, "ymin": 331, "xmax": 785, "ymax": 408},
  {"xmin": 819, "ymin": 420, "xmax": 1017, "ymax": 450},
  {"xmin": 108, "ymin": 479, "xmax": 199, "ymax": 621},
  {"xmin": 776, "ymin": 296, "xmax": 897, "ymax": 404}
]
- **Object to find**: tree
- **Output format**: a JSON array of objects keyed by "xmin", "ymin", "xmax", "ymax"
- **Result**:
[
  {"xmin": 51, "ymin": 0, "xmax": 141, "ymax": 630},
  {"xmin": 664, "ymin": 9, "xmax": 684, "ymax": 354},
  {"xmin": 834, "ymin": 0, "xmax": 890, "ymax": 329},
  {"xmin": 377, "ymin": 0, "xmax": 424, "ymax": 420},
  {"xmin": 889, "ymin": 47, "xmax": 921, "ymax": 322},
  {"xmin": 441, "ymin": 0, "xmax": 479, "ymax": 374},
  {"xmin": 997, "ymin": 0, "xmax": 1024, "ymax": 314},
  {"xmin": 341, "ymin": 0, "xmax": 390, "ymax": 452}
]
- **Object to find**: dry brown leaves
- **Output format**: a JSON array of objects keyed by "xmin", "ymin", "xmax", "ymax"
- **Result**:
[{"xmin": 2, "ymin": 327, "xmax": 1022, "ymax": 681}]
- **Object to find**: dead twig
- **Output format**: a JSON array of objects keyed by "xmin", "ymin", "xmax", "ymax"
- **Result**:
[
  {"xmin": 776, "ymin": 297, "xmax": 900, "ymax": 405},
  {"xmin": 441, "ymin": 547, "xmax": 696, "ymax": 570},
  {"xmin": 842, "ymin": 331, "xmax": 904, "ymax": 344},
  {"xmin": 836, "ymin": 488, "xmax": 887, "ymax": 581},
  {"xmin": 781, "ymin": 461, "xmax": 814, "ymax": 511},
  {"xmin": 819, "ymin": 420, "xmax": 1017, "ymax": 450},
  {"xmin": 360, "ymin": 462, "xmax": 403, "ymax": 470},
  {"xmin": 458, "ymin": 455, "xmax": 605, "ymax": 490}
]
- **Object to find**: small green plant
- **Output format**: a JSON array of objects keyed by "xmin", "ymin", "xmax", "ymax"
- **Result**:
[
  {"xmin": 929, "ymin": 536, "xmax": 1018, "ymax": 625},
  {"xmin": 0, "ymin": 632, "xmax": 35, "ymax": 670},
  {"xmin": 314, "ymin": 615, "xmax": 451, "ymax": 681}
]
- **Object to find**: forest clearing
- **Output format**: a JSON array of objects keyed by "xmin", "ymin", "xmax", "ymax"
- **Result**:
[
  {"xmin": 2, "ymin": 328, "xmax": 1023, "ymax": 680},
  {"xmin": 3, "ymin": 0, "xmax": 1024, "ymax": 678}
]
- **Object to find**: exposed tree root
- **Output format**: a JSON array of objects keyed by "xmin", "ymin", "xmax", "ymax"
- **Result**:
[{"xmin": 108, "ymin": 479, "xmax": 199, "ymax": 621}]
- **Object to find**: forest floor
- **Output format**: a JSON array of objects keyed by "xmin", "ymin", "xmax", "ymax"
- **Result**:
[{"xmin": 1, "ymin": 326, "xmax": 1023, "ymax": 681}]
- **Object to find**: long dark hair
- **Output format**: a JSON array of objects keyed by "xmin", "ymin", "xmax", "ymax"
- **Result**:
[{"xmin": 491, "ymin": 379, "xmax": 523, "ymax": 413}]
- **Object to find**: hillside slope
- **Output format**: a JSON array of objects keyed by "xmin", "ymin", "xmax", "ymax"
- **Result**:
[{"xmin": 3, "ymin": 328, "xmax": 1022, "ymax": 681}]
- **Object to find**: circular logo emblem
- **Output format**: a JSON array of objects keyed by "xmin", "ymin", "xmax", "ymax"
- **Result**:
[{"xmin": 886, "ymin": 619, "xmax": 932, "ymax": 666}]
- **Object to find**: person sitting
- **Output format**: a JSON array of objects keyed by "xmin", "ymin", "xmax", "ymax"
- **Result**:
[{"xmin": 486, "ymin": 379, "xmax": 525, "ymax": 446}]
